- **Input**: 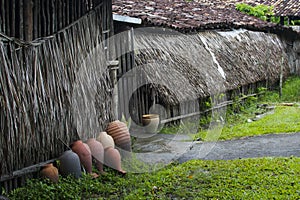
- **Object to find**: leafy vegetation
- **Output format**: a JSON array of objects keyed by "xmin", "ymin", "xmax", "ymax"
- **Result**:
[
  {"xmin": 236, "ymin": 3, "xmax": 275, "ymax": 21},
  {"xmin": 8, "ymin": 157, "xmax": 300, "ymax": 199},
  {"xmin": 235, "ymin": 3, "xmax": 300, "ymax": 25}
]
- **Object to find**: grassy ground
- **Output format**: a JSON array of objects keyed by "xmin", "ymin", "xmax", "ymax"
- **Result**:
[
  {"xmin": 7, "ymin": 157, "xmax": 300, "ymax": 199},
  {"xmin": 197, "ymin": 105, "xmax": 300, "ymax": 141}
]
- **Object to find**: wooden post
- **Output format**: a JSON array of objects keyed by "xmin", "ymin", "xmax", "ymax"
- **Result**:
[
  {"xmin": 108, "ymin": 61, "xmax": 120, "ymax": 119},
  {"xmin": 24, "ymin": 0, "xmax": 33, "ymax": 41},
  {"xmin": 280, "ymin": 16, "xmax": 285, "ymax": 25},
  {"xmin": 279, "ymin": 56, "xmax": 284, "ymax": 98}
]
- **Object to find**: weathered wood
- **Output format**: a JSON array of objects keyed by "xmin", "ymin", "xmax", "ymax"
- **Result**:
[
  {"xmin": 4, "ymin": 0, "xmax": 9, "ymax": 35},
  {"xmin": 0, "ymin": 0, "xmax": 4, "ymax": 33},
  {"xmin": 0, "ymin": 159, "xmax": 56, "ymax": 182},
  {"xmin": 24, "ymin": 0, "xmax": 33, "ymax": 41},
  {"xmin": 10, "ymin": 0, "xmax": 15, "ymax": 36},
  {"xmin": 160, "ymin": 92, "xmax": 262, "ymax": 124}
]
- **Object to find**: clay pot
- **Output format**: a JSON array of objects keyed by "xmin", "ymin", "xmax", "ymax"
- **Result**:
[
  {"xmin": 104, "ymin": 147, "xmax": 126, "ymax": 174},
  {"xmin": 96, "ymin": 131, "xmax": 115, "ymax": 149},
  {"xmin": 58, "ymin": 150, "xmax": 82, "ymax": 178},
  {"xmin": 86, "ymin": 138, "xmax": 104, "ymax": 173},
  {"xmin": 106, "ymin": 120, "xmax": 131, "ymax": 152},
  {"xmin": 142, "ymin": 114, "xmax": 159, "ymax": 133},
  {"xmin": 40, "ymin": 163, "xmax": 59, "ymax": 183},
  {"xmin": 71, "ymin": 140, "xmax": 92, "ymax": 173}
]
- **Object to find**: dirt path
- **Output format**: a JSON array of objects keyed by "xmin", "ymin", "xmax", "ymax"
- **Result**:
[{"xmin": 132, "ymin": 132, "xmax": 300, "ymax": 164}]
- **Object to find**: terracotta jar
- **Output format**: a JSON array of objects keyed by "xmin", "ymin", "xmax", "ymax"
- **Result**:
[
  {"xmin": 142, "ymin": 114, "xmax": 159, "ymax": 133},
  {"xmin": 40, "ymin": 163, "xmax": 59, "ymax": 183},
  {"xmin": 86, "ymin": 138, "xmax": 104, "ymax": 173},
  {"xmin": 71, "ymin": 140, "xmax": 92, "ymax": 174},
  {"xmin": 58, "ymin": 150, "xmax": 82, "ymax": 178},
  {"xmin": 106, "ymin": 120, "xmax": 131, "ymax": 152},
  {"xmin": 104, "ymin": 147, "xmax": 126, "ymax": 174},
  {"xmin": 96, "ymin": 131, "xmax": 115, "ymax": 149}
]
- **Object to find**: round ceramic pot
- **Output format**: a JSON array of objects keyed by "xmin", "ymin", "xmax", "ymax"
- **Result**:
[
  {"xmin": 142, "ymin": 114, "xmax": 159, "ymax": 133},
  {"xmin": 40, "ymin": 163, "xmax": 59, "ymax": 183},
  {"xmin": 96, "ymin": 131, "xmax": 115, "ymax": 149},
  {"xmin": 71, "ymin": 140, "xmax": 92, "ymax": 173},
  {"xmin": 106, "ymin": 120, "xmax": 131, "ymax": 152},
  {"xmin": 86, "ymin": 138, "xmax": 104, "ymax": 173},
  {"xmin": 104, "ymin": 147, "xmax": 126, "ymax": 174},
  {"xmin": 58, "ymin": 150, "xmax": 82, "ymax": 178}
]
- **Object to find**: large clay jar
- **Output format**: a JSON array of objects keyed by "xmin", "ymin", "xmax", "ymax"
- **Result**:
[
  {"xmin": 86, "ymin": 138, "xmax": 104, "ymax": 173},
  {"xmin": 59, "ymin": 150, "xmax": 82, "ymax": 178},
  {"xmin": 40, "ymin": 163, "xmax": 59, "ymax": 183},
  {"xmin": 96, "ymin": 131, "xmax": 114, "ymax": 149},
  {"xmin": 71, "ymin": 140, "xmax": 92, "ymax": 174},
  {"xmin": 106, "ymin": 120, "xmax": 131, "ymax": 152},
  {"xmin": 142, "ymin": 114, "xmax": 159, "ymax": 133},
  {"xmin": 104, "ymin": 147, "xmax": 126, "ymax": 174}
]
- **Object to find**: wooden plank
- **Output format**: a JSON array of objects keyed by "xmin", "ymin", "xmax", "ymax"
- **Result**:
[
  {"xmin": 10, "ymin": 0, "xmax": 15, "ymax": 36},
  {"xmin": 0, "ymin": 0, "xmax": 4, "ymax": 33},
  {"xmin": 33, "ymin": 0, "xmax": 38, "ymax": 38},
  {"xmin": 58, "ymin": 0, "xmax": 62, "ymax": 30},
  {"xmin": 5, "ymin": 0, "xmax": 10, "ymax": 35},
  {"xmin": 51, "ymin": 0, "xmax": 55, "ymax": 33},
  {"xmin": 46, "ymin": 0, "xmax": 50, "ymax": 35},
  {"xmin": 65, "ymin": 0, "xmax": 69, "ymax": 28}
]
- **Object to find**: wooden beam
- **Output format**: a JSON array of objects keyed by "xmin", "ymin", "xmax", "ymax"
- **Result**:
[
  {"xmin": 0, "ymin": 159, "xmax": 56, "ymax": 182},
  {"xmin": 24, "ymin": 0, "xmax": 33, "ymax": 41}
]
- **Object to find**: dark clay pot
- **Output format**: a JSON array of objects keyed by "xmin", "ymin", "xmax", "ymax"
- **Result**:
[{"xmin": 58, "ymin": 150, "xmax": 82, "ymax": 178}]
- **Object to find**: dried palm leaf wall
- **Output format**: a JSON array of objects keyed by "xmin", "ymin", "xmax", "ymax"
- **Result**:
[{"xmin": 0, "ymin": 2, "xmax": 113, "ymax": 186}]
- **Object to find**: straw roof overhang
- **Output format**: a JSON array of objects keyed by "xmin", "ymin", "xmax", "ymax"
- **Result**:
[
  {"xmin": 131, "ymin": 29, "xmax": 289, "ymax": 105},
  {"xmin": 112, "ymin": 0, "xmax": 300, "ymax": 38}
]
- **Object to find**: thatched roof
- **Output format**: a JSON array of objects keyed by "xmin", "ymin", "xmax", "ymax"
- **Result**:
[
  {"xmin": 112, "ymin": 0, "xmax": 299, "ymax": 37},
  {"xmin": 132, "ymin": 28, "xmax": 289, "ymax": 105}
]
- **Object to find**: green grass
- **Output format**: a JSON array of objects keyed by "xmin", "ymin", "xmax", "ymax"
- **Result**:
[
  {"xmin": 8, "ymin": 157, "xmax": 300, "ymax": 199},
  {"xmin": 197, "ymin": 105, "xmax": 300, "ymax": 141}
]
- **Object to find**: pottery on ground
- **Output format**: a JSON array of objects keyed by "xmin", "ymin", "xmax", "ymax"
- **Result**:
[
  {"xmin": 142, "ymin": 114, "xmax": 160, "ymax": 133},
  {"xmin": 86, "ymin": 138, "xmax": 104, "ymax": 173},
  {"xmin": 104, "ymin": 147, "xmax": 126, "ymax": 174},
  {"xmin": 71, "ymin": 140, "xmax": 93, "ymax": 173},
  {"xmin": 40, "ymin": 163, "xmax": 59, "ymax": 183},
  {"xmin": 58, "ymin": 150, "xmax": 82, "ymax": 178},
  {"xmin": 106, "ymin": 120, "xmax": 131, "ymax": 152},
  {"xmin": 96, "ymin": 131, "xmax": 115, "ymax": 149}
]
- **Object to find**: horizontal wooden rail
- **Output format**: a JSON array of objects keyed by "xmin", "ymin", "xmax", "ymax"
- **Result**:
[
  {"xmin": 160, "ymin": 92, "xmax": 262, "ymax": 124},
  {"xmin": 0, "ymin": 159, "xmax": 56, "ymax": 182}
]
